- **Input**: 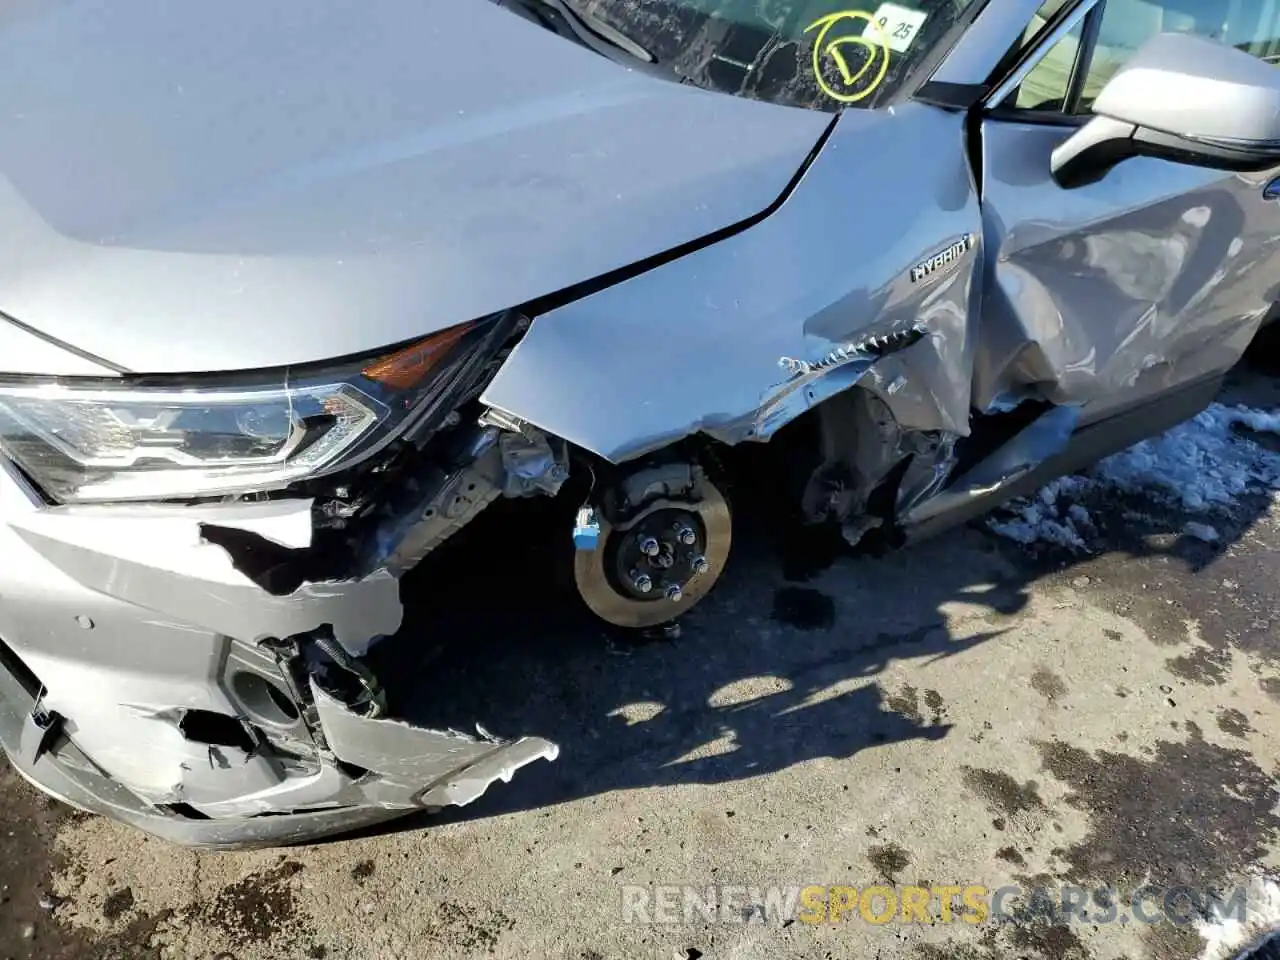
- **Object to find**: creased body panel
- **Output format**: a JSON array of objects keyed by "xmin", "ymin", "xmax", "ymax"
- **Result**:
[
  {"xmin": 975, "ymin": 120, "xmax": 1280, "ymax": 420},
  {"xmin": 483, "ymin": 102, "xmax": 985, "ymax": 463}
]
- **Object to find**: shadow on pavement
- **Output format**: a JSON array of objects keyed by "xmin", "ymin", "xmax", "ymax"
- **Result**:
[
  {"xmin": 355, "ymin": 334, "xmax": 1279, "ymax": 838},
  {"xmin": 360, "ymin": 444, "xmax": 1020, "ymax": 834}
]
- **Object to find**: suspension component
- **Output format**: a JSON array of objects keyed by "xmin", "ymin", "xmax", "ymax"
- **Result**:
[{"xmin": 572, "ymin": 463, "xmax": 731, "ymax": 629}]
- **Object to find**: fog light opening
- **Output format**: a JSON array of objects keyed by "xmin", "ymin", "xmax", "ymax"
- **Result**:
[{"xmin": 230, "ymin": 671, "xmax": 300, "ymax": 725}]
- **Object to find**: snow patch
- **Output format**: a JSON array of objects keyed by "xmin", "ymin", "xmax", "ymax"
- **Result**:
[
  {"xmin": 988, "ymin": 477, "xmax": 1091, "ymax": 549},
  {"xmin": 1092, "ymin": 404, "xmax": 1280, "ymax": 511},
  {"xmin": 987, "ymin": 403, "xmax": 1280, "ymax": 550},
  {"xmin": 1234, "ymin": 407, "xmax": 1280, "ymax": 436},
  {"xmin": 1197, "ymin": 875, "xmax": 1280, "ymax": 960}
]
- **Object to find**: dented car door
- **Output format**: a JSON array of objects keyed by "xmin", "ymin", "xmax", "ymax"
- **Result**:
[{"xmin": 973, "ymin": 0, "xmax": 1280, "ymax": 424}]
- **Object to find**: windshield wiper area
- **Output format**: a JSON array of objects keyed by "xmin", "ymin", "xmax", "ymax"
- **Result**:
[{"xmin": 492, "ymin": 0, "xmax": 656, "ymax": 65}]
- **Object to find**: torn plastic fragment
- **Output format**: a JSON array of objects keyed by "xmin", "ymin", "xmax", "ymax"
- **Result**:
[
  {"xmin": 223, "ymin": 501, "xmax": 315, "ymax": 550},
  {"xmin": 418, "ymin": 737, "xmax": 560, "ymax": 808},
  {"xmin": 311, "ymin": 682, "xmax": 557, "ymax": 807},
  {"xmin": 9, "ymin": 508, "xmax": 402, "ymax": 657}
]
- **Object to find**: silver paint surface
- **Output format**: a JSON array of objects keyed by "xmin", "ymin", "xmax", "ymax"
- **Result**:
[
  {"xmin": 1094, "ymin": 31, "xmax": 1280, "ymax": 145},
  {"xmin": 312, "ymin": 682, "xmax": 558, "ymax": 805},
  {"xmin": 484, "ymin": 101, "xmax": 984, "ymax": 460},
  {"xmin": 0, "ymin": 0, "xmax": 828, "ymax": 373},
  {"xmin": 974, "ymin": 121, "xmax": 1280, "ymax": 421},
  {"xmin": 2, "ymin": 0, "xmax": 1279, "ymax": 846}
]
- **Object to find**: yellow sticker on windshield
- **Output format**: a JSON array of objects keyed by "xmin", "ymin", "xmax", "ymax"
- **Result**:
[{"xmin": 804, "ymin": 10, "xmax": 891, "ymax": 104}]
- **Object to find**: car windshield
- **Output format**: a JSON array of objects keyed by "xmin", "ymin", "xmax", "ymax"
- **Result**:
[{"xmin": 526, "ymin": 0, "xmax": 990, "ymax": 110}]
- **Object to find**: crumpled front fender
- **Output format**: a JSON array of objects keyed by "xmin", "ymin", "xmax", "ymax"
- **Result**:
[{"xmin": 482, "ymin": 102, "xmax": 984, "ymax": 464}]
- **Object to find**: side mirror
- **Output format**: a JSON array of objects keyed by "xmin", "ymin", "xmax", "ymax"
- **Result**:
[{"xmin": 1051, "ymin": 32, "xmax": 1280, "ymax": 188}]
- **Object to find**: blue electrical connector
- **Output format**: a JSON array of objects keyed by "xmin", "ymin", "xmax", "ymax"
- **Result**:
[{"xmin": 572, "ymin": 506, "xmax": 601, "ymax": 551}]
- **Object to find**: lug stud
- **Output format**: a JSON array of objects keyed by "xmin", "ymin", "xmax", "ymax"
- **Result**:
[
  {"xmin": 632, "ymin": 573, "xmax": 653, "ymax": 594},
  {"xmin": 674, "ymin": 524, "xmax": 697, "ymax": 546},
  {"xmin": 638, "ymin": 536, "xmax": 660, "ymax": 557},
  {"xmin": 665, "ymin": 584, "xmax": 683, "ymax": 602},
  {"xmin": 690, "ymin": 555, "xmax": 710, "ymax": 576}
]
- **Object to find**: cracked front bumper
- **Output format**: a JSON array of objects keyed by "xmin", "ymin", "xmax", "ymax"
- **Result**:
[{"xmin": 0, "ymin": 444, "xmax": 558, "ymax": 848}]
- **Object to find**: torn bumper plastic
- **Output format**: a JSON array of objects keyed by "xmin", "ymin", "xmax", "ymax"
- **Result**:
[
  {"xmin": 0, "ymin": 655, "xmax": 556, "ymax": 847},
  {"xmin": 0, "ymin": 426, "xmax": 564, "ymax": 847}
]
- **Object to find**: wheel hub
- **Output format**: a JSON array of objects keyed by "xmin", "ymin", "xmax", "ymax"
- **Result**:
[
  {"xmin": 613, "ymin": 508, "xmax": 708, "ymax": 601},
  {"xmin": 573, "ymin": 471, "xmax": 731, "ymax": 628}
]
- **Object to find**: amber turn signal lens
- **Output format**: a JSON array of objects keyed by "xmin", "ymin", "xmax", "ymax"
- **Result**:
[{"xmin": 361, "ymin": 322, "xmax": 475, "ymax": 390}]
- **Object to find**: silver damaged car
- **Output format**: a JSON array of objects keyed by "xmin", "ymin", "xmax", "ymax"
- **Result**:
[{"xmin": 2, "ymin": 0, "xmax": 1279, "ymax": 846}]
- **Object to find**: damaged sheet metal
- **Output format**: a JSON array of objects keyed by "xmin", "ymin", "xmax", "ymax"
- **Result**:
[
  {"xmin": 311, "ymin": 681, "xmax": 558, "ymax": 807},
  {"xmin": 482, "ymin": 102, "xmax": 982, "ymax": 464},
  {"xmin": 752, "ymin": 323, "xmax": 932, "ymax": 440},
  {"xmin": 368, "ymin": 422, "xmax": 569, "ymax": 574},
  {"xmin": 7, "ymin": 500, "xmax": 402, "ymax": 655},
  {"xmin": 4, "ymin": 0, "xmax": 1280, "ymax": 855},
  {"xmin": 484, "ymin": 107, "xmax": 1278, "ymax": 484},
  {"xmin": 902, "ymin": 404, "xmax": 1081, "ymax": 529},
  {"xmin": 974, "ymin": 122, "xmax": 1280, "ymax": 422},
  {"xmin": 370, "ymin": 426, "xmax": 506, "ymax": 575}
]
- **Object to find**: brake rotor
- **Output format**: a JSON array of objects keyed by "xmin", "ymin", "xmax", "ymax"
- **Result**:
[{"xmin": 574, "ymin": 475, "xmax": 731, "ymax": 629}]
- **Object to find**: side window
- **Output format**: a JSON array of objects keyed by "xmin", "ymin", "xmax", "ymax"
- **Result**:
[
  {"xmin": 1011, "ymin": 0, "xmax": 1280, "ymax": 116},
  {"xmin": 1014, "ymin": 13, "xmax": 1084, "ymax": 111}
]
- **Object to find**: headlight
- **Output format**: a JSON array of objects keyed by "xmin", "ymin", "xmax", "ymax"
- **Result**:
[{"xmin": 0, "ymin": 317, "xmax": 505, "ymax": 503}]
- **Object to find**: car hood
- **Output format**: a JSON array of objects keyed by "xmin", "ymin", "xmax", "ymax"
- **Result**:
[{"xmin": 0, "ymin": 0, "xmax": 831, "ymax": 375}]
